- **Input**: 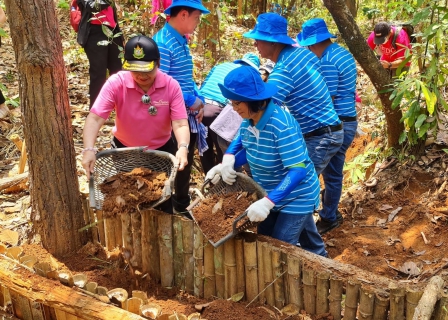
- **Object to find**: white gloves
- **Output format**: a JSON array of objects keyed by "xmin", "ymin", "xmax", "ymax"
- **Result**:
[
  {"xmin": 221, "ymin": 154, "xmax": 237, "ymax": 185},
  {"xmin": 205, "ymin": 164, "xmax": 223, "ymax": 184},
  {"xmin": 247, "ymin": 197, "xmax": 275, "ymax": 222}
]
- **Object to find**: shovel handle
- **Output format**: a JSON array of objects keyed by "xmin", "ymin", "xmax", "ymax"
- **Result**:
[{"xmin": 232, "ymin": 210, "xmax": 249, "ymax": 233}]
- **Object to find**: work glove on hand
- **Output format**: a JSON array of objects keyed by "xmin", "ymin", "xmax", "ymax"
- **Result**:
[
  {"xmin": 247, "ymin": 197, "xmax": 275, "ymax": 222},
  {"xmin": 221, "ymin": 154, "xmax": 237, "ymax": 185},
  {"xmin": 205, "ymin": 164, "xmax": 223, "ymax": 185}
]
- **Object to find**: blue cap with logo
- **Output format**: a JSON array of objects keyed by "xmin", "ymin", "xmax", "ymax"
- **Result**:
[
  {"xmin": 243, "ymin": 13, "xmax": 295, "ymax": 45},
  {"xmin": 296, "ymin": 18, "xmax": 336, "ymax": 47},
  {"xmin": 218, "ymin": 65, "xmax": 278, "ymax": 102},
  {"xmin": 165, "ymin": 0, "xmax": 210, "ymax": 15}
]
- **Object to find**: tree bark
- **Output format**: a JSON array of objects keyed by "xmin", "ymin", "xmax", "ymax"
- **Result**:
[
  {"xmin": 4, "ymin": 0, "xmax": 89, "ymax": 256},
  {"xmin": 345, "ymin": 0, "xmax": 357, "ymax": 17},
  {"xmin": 412, "ymin": 276, "xmax": 444, "ymax": 320},
  {"xmin": 322, "ymin": 0, "xmax": 404, "ymax": 148}
]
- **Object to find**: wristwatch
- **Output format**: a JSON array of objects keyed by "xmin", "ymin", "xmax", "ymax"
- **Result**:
[{"xmin": 178, "ymin": 143, "xmax": 189, "ymax": 152}]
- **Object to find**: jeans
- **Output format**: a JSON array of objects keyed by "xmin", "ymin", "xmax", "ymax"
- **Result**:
[
  {"xmin": 305, "ymin": 129, "xmax": 344, "ymax": 175},
  {"xmin": 258, "ymin": 211, "xmax": 327, "ymax": 256},
  {"xmin": 319, "ymin": 121, "xmax": 358, "ymax": 221},
  {"xmin": 200, "ymin": 103, "xmax": 223, "ymax": 175}
]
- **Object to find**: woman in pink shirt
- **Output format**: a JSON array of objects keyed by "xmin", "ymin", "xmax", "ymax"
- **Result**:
[{"xmin": 82, "ymin": 36, "xmax": 190, "ymax": 203}]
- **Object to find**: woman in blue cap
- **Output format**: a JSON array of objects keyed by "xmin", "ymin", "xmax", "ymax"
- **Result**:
[{"xmin": 205, "ymin": 66, "xmax": 327, "ymax": 257}]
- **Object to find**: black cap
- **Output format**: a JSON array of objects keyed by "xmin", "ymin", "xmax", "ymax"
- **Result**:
[
  {"xmin": 123, "ymin": 36, "xmax": 160, "ymax": 72},
  {"xmin": 374, "ymin": 22, "xmax": 391, "ymax": 45}
]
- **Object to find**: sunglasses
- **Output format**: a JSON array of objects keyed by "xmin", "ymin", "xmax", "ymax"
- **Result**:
[{"xmin": 141, "ymin": 94, "xmax": 157, "ymax": 115}]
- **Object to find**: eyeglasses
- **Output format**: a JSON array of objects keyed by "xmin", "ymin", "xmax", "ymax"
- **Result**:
[
  {"xmin": 230, "ymin": 100, "xmax": 242, "ymax": 107},
  {"xmin": 141, "ymin": 94, "xmax": 158, "ymax": 115}
]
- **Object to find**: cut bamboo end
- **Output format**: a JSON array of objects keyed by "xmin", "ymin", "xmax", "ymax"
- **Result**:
[
  {"xmin": 373, "ymin": 292, "xmax": 389, "ymax": 320},
  {"xmin": 302, "ymin": 267, "xmax": 316, "ymax": 315},
  {"xmin": 359, "ymin": 287, "xmax": 375, "ymax": 320},
  {"xmin": 316, "ymin": 272, "xmax": 330, "ymax": 315},
  {"xmin": 329, "ymin": 276, "xmax": 343, "ymax": 320},
  {"xmin": 243, "ymin": 237, "xmax": 258, "ymax": 302},
  {"xmin": 389, "ymin": 283, "xmax": 406, "ymax": 320},
  {"xmin": 406, "ymin": 287, "xmax": 423, "ymax": 320},
  {"xmin": 344, "ymin": 279, "xmax": 361, "ymax": 320}
]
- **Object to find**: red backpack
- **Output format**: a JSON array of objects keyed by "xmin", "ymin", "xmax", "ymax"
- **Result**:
[{"xmin": 70, "ymin": 0, "xmax": 81, "ymax": 32}]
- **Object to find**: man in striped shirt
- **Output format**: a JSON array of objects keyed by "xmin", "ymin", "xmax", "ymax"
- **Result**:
[
  {"xmin": 153, "ymin": 0, "xmax": 209, "ymax": 213},
  {"xmin": 298, "ymin": 18, "xmax": 358, "ymax": 234}
]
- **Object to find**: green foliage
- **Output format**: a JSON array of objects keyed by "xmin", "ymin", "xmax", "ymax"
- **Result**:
[
  {"xmin": 389, "ymin": 1, "xmax": 448, "ymax": 147},
  {"xmin": 344, "ymin": 146, "xmax": 382, "ymax": 184},
  {"xmin": 0, "ymin": 83, "xmax": 20, "ymax": 108},
  {"xmin": 58, "ymin": 0, "xmax": 70, "ymax": 9}
]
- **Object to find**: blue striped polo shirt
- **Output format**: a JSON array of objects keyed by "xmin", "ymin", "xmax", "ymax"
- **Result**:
[
  {"xmin": 153, "ymin": 23, "xmax": 196, "ymax": 107},
  {"xmin": 268, "ymin": 46, "xmax": 340, "ymax": 134},
  {"xmin": 200, "ymin": 62, "xmax": 241, "ymax": 105},
  {"xmin": 320, "ymin": 43, "xmax": 357, "ymax": 117},
  {"xmin": 239, "ymin": 102, "xmax": 320, "ymax": 215}
]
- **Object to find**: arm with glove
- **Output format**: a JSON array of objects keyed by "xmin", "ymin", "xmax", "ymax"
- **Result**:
[{"xmin": 246, "ymin": 164, "xmax": 306, "ymax": 222}]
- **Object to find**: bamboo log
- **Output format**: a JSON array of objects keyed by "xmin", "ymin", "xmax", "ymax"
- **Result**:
[
  {"xmin": 114, "ymin": 215, "xmax": 122, "ymax": 251},
  {"xmin": 287, "ymin": 255, "xmax": 302, "ymax": 310},
  {"xmin": 316, "ymin": 272, "xmax": 330, "ymax": 315},
  {"xmin": 131, "ymin": 212, "xmax": 142, "ymax": 268},
  {"xmin": 43, "ymin": 305, "xmax": 57, "ymax": 319},
  {"xmin": 125, "ymin": 297, "xmax": 143, "ymax": 314},
  {"xmin": 344, "ymin": 280, "xmax": 361, "ymax": 320},
  {"xmin": 434, "ymin": 292, "xmax": 448, "ymax": 320},
  {"xmin": 412, "ymin": 276, "xmax": 444, "ymax": 320},
  {"xmin": 0, "ymin": 173, "xmax": 27, "ymax": 192},
  {"xmin": 0, "ymin": 284, "xmax": 11, "ymax": 307},
  {"xmin": 193, "ymin": 225, "xmax": 204, "ymax": 298},
  {"xmin": 214, "ymin": 245, "xmax": 225, "ymax": 299},
  {"xmin": 359, "ymin": 287, "xmax": 375, "ymax": 320},
  {"xmin": 262, "ymin": 242, "xmax": 275, "ymax": 306},
  {"xmin": 272, "ymin": 247, "xmax": 285, "ymax": 309},
  {"xmin": 406, "ymin": 287, "xmax": 423, "ymax": 320},
  {"xmin": 256, "ymin": 239, "xmax": 265, "ymax": 304},
  {"xmin": 181, "ymin": 217, "xmax": 194, "ymax": 293},
  {"xmin": 81, "ymin": 197, "xmax": 91, "ymax": 241},
  {"xmin": 158, "ymin": 214, "xmax": 174, "ymax": 288},
  {"xmin": 302, "ymin": 267, "xmax": 316, "ymax": 315},
  {"xmin": 96, "ymin": 210, "xmax": 106, "ymax": 246},
  {"xmin": 224, "ymin": 239, "xmax": 237, "ymax": 299},
  {"xmin": 141, "ymin": 210, "xmax": 151, "ymax": 277},
  {"xmin": 10, "ymin": 290, "xmax": 32, "ymax": 320},
  {"xmin": 203, "ymin": 240, "xmax": 215, "ymax": 298},
  {"xmin": 329, "ymin": 276, "xmax": 343, "ymax": 320},
  {"xmin": 132, "ymin": 291, "xmax": 148, "ymax": 305},
  {"xmin": 148, "ymin": 209, "xmax": 161, "ymax": 282},
  {"xmin": 104, "ymin": 216, "xmax": 117, "ymax": 250},
  {"xmin": 373, "ymin": 293, "xmax": 390, "ymax": 320},
  {"xmin": 122, "ymin": 213, "xmax": 133, "ymax": 260},
  {"xmin": 235, "ymin": 236, "xmax": 245, "ymax": 296},
  {"xmin": 243, "ymin": 237, "xmax": 258, "ymax": 302},
  {"xmin": 389, "ymin": 283, "xmax": 406, "ymax": 320},
  {"xmin": 173, "ymin": 215, "xmax": 184, "ymax": 289},
  {"xmin": 54, "ymin": 308, "xmax": 67, "ymax": 320}
]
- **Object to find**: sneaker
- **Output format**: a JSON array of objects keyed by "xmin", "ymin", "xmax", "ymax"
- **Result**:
[
  {"xmin": 316, "ymin": 217, "xmax": 339, "ymax": 235},
  {"xmin": 336, "ymin": 210, "xmax": 344, "ymax": 223}
]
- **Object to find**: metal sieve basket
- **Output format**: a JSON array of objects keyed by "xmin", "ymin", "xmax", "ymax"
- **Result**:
[{"xmin": 89, "ymin": 147, "xmax": 178, "ymax": 210}]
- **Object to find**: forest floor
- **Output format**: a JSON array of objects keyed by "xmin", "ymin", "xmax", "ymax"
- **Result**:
[{"xmin": 1, "ymin": 5, "xmax": 448, "ymax": 320}]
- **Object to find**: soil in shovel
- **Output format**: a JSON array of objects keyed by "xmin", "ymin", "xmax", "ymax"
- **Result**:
[
  {"xmin": 192, "ymin": 192, "xmax": 258, "ymax": 243},
  {"xmin": 99, "ymin": 167, "xmax": 167, "ymax": 217}
]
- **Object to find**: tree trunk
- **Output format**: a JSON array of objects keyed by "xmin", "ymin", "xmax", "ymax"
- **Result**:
[
  {"xmin": 322, "ymin": 0, "xmax": 404, "ymax": 148},
  {"xmin": 4, "ymin": 0, "xmax": 89, "ymax": 256},
  {"xmin": 345, "ymin": 0, "xmax": 357, "ymax": 17}
]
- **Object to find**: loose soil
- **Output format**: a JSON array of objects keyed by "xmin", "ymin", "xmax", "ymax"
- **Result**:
[
  {"xmin": 99, "ymin": 168, "xmax": 167, "ymax": 217},
  {"xmin": 192, "ymin": 192, "xmax": 257, "ymax": 243}
]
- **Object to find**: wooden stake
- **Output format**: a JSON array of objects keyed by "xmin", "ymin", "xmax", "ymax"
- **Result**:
[
  {"xmin": 302, "ymin": 267, "xmax": 316, "ymax": 315},
  {"xmin": 287, "ymin": 255, "xmax": 302, "ymax": 310},
  {"xmin": 193, "ymin": 225, "xmax": 204, "ymax": 298},
  {"xmin": 224, "ymin": 238, "xmax": 237, "ymax": 299},
  {"xmin": 0, "ymin": 284, "xmax": 11, "ymax": 307},
  {"xmin": 121, "ymin": 213, "xmax": 133, "ymax": 261},
  {"xmin": 172, "ymin": 215, "xmax": 184, "ymax": 289},
  {"xmin": 389, "ymin": 283, "xmax": 406, "ymax": 320},
  {"xmin": 148, "ymin": 209, "xmax": 161, "ymax": 282},
  {"xmin": 131, "ymin": 212, "xmax": 142, "ymax": 268},
  {"xmin": 96, "ymin": 210, "xmax": 106, "ymax": 246},
  {"xmin": 262, "ymin": 242, "xmax": 275, "ymax": 306},
  {"xmin": 434, "ymin": 292, "xmax": 448, "ymax": 320},
  {"xmin": 181, "ymin": 217, "xmax": 194, "ymax": 293},
  {"xmin": 406, "ymin": 287, "xmax": 423, "ymax": 320},
  {"xmin": 104, "ymin": 216, "xmax": 117, "ymax": 250},
  {"xmin": 114, "ymin": 215, "xmax": 122, "ymax": 251},
  {"xmin": 344, "ymin": 280, "xmax": 361, "ymax": 320},
  {"xmin": 10, "ymin": 290, "xmax": 32, "ymax": 320},
  {"xmin": 329, "ymin": 276, "xmax": 343, "ymax": 320},
  {"xmin": 18, "ymin": 141, "xmax": 27, "ymax": 174},
  {"xmin": 214, "ymin": 245, "xmax": 225, "ymax": 299},
  {"xmin": 203, "ymin": 240, "xmax": 215, "ymax": 299},
  {"xmin": 412, "ymin": 275, "xmax": 444, "ymax": 320},
  {"xmin": 86, "ymin": 201, "xmax": 99, "ymax": 243},
  {"xmin": 316, "ymin": 272, "xmax": 330, "ymax": 315},
  {"xmin": 30, "ymin": 301, "xmax": 45, "ymax": 320},
  {"xmin": 132, "ymin": 291, "xmax": 148, "ymax": 305},
  {"xmin": 140, "ymin": 210, "xmax": 151, "ymax": 277},
  {"xmin": 235, "ymin": 236, "xmax": 245, "ymax": 296},
  {"xmin": 256, "ymin": 239, "xmax": 265, "ymax": 304},
  {"xmin": 243, "ymin": 236, "xmax": 258, "ymax": 302},
  {"xmin": 125, "ymin": 297, "xmax": 143, "ymax": 315},
  {"xmin": 359, "ymin": 287, "xmax": 375, "ymax": 320},
  {"xmin": 373, "ymin": 293, "xmax": 390, "ymax": 320},
  {"xmin": 158, "ymin": 213, "xmax": 174, "ymax": 288},
  {"xmin": 272, "ymin": 247, "xmax": 285, "ymax": 309}
]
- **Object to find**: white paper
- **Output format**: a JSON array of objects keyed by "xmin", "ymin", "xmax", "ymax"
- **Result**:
[{"xmin": 209, "ymin": 104, "xmax": 243, "ymax": 142}]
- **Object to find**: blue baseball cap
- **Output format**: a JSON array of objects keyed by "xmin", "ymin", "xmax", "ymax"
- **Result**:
[
  {"xmin": 218, "ymin": 66, "xmax": 278, "ymax": 102},
  {"xmin": 233, "ymin": 52, "xmax": 260, "ymax": 70},
  {"xmin": 243, "ymin": 13, "xmax": 296, "ymax": 46},
  {"xmin": 296, "ymin": 18, "xmax": 336, "ymax": 47},
  {"xmin": 164, "ymin": 0, "xmax": 210, "ymax": 15}
]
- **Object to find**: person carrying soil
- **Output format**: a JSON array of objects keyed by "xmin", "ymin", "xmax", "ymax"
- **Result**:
[
  {"xmin": 205, "ymin": 66, "xmax": 327, "ymax": 257},
  {"xmin": 153, "ymin": 0, "xmax": 210, "ymax": 214},
  {"xmin": 297, "ymin": 18, "xmax": 358, "ymax": 235},
  {"xmin": 82, "ymin": 35, "xmax": 190, "ymax": 213}
]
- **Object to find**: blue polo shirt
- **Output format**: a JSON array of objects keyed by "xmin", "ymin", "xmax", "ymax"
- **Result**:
[
  {"xmin": 153, "ymin": 23, "xmax": 196, "ymax": 107},
  {"xmin": 238, "ymin": 102, "xmax": 320, "ymax": 215},
  {"xmin": 320, "ymin": 43, "xmax": 357, "ymax": 117},
  {"xmin": 268, "ymin": 46, "xmax": 340, "ymax": 134},
  {"xmin": 200, "ymin": 62, "xmax": 241, "ymax": 105}
]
